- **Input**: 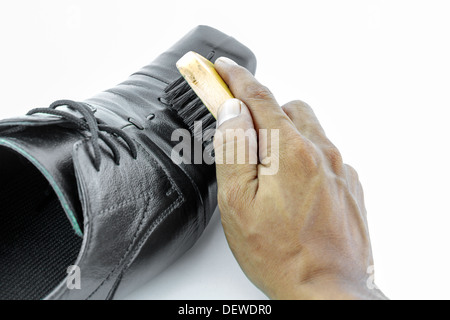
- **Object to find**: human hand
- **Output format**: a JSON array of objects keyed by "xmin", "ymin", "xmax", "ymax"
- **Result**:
[{"xmin": 212, "ymin": 57, "xmax": 387, "ymax": 300}]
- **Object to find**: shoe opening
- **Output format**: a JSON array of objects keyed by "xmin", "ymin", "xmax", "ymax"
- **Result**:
[{"xmin": 0, "ymin": 146, "xmax": 83, "ymax": 300}]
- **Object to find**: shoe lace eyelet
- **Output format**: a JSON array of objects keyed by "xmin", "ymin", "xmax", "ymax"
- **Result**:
[
  {"xmin": 128, "ymin": 118, "xmax": 145, "ymax": 130},
  {"xmin": 27, "ymin": 100, "xmax": 138, "ymax": 170}
]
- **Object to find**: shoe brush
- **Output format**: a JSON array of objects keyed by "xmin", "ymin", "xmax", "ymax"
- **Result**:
[
  {"xmin": 176, "ymin": 51, "xmax": 234, "ymax": 119},
  {"xmin": 160, "ymin": 51, "xmax": 234, "ymax": 149}
]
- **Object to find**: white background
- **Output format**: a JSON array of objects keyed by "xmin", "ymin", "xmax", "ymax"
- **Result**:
[{"xmin": 1, "ymin": 0, "xmax": 449, "ymax": 300}]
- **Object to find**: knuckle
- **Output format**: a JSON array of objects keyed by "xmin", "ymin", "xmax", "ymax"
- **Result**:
[
  {"xmin": 246, "ymin": 83, "xmax": 273, "ymax": 100},
  {"xmin": 284, "ymin": 100, "xmax": 312, "ymax": 114},
  {"xmin": 287, "ymin": 99, "xmax": 310, "ymax": 109},
  {"xmin": 345, "ymin": 164, "xmax": 359, "ymax": 180},
  {"xmin": 281, "ymin": 104, "xmax": 296, "ymax": 119},
  {"xmin": 345, "ymin": 163, "xmax": 356, "ymax": 173},
  {"xmin": 288, "ymin": 136, "xmax": 320, "ymax": 171},
  {"xmin": 323, "ymin": 145, "xmax": 344, "ymax": 173},
  {"xmin": 282, "ymin": 101, "xmax": 325, "ymax": 137}
]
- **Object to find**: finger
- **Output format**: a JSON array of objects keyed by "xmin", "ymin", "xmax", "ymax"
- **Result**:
[
  {"xmin": 281, "ymin": 100, "xmax": 345, "ymax": 174},
  {"xmin": 215, "ymin": 57, "xmax": 292, "ymax": 133},
  {"xmin": 344, "ymin": 164, "xmax": 368, "ymax": 226},
  {"xmin": 215, "ymin": 57, "xmax": 293, "ymax": 167},
  {"xmin": 214, "ymin": 99, "xmax": 259, "ymax": 210},
  {"xmin": 345, "ymin": 165, "xmax": 364, "ymax": 203},
  {"xmin": 281, "ymin": 100, "xmax": 327, "ymax": 143},
  {"xmin": 282, "ymin": 100, "xmax": 345, "ymax": 176}
]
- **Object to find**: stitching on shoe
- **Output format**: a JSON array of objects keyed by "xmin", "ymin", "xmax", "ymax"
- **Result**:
[
  {"xmin": 86, "ymin": 195, "xmax": 154, "ymax": 299},
  {"xmin": 96, "ymin": 190, "xmax": 160, "ymax": 216},
  {"xmin": 123, "ymin": 197, "xmax": 184, "ymax": 271},
  {"xmin": 66, "ymin": 141, "xmax": 178, "ymax": 300},
  {"xmin": 87, "ymin": 195, "xmax": 183, "ymax": 300},
  {"xmin": 136, "ymin": 134, "xmax": 208, "ymax": 230},
  {"xmin": 113, "ymin": 195, "xmax": 184, "ymax": 299},
  {"xmin": 109, "ymin": 141, "xmax": 187, "ymax": 299},
  {"xmin": 84, "ymin": 142, "xmax": 184, "ymax": 299}
]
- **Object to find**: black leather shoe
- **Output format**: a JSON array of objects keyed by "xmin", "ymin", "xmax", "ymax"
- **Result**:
[{"xmin": 0, "ymin": 25, "xmax": 256, "ymax": 300}]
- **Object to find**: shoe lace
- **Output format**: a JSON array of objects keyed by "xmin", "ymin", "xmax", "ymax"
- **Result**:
[{"xmin": 27, "ymin": 100, "xmax": 138, "ymax": 171}]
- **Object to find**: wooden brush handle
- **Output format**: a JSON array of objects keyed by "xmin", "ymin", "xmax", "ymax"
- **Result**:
[{"xmin": 177, "ymin": 51, "xmax": 234, "ymax": 119}]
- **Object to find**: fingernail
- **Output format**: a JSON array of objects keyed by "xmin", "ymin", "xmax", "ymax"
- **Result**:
[
  {"xmin": 216, "ymin": 57, "xmax": 239, "ymax": 66},
  {"xmin": 217, "ymin": 99, "xmax": 242, "ymax": 128}
]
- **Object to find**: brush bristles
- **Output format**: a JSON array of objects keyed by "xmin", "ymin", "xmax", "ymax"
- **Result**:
[{"xmin": 161, "ymin": 52, "xmax": 217, "ymax": 150}]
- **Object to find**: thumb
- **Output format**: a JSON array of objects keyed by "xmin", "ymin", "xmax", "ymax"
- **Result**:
[{"xmin": 214, "ymin": 99, "xmax": 259, "ymax": 207}]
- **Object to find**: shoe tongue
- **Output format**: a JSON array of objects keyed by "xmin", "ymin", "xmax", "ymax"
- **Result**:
[{"xmin": 0, "ymin": 123, "xmax": 84, "ymax": 236}]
